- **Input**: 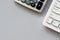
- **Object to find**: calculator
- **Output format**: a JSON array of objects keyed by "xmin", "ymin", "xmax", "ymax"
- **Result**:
[{"xmin": 15, "ymin": 0, "xmax": 47, "ymax": 12}]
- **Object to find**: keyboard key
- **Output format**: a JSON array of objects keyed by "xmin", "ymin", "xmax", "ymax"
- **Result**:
[
  {"xmin": 36, "ymin": 1, "xmax": 43, "ymax": 10},
  {"xmin": 49, "ymin": 12, "xmax": 60, "ymax": 21},
  {"xmin": 46, "ymin": 17, "xmax": 53, "ymax": 24},
  {"xmin": 52, "ymin": 20, "xmax": 60, "ymax": 27},
  {"xmin": 55, "ymin": 2, "xmax": 60, "ymax": 9},
  {"xmin": 52, "ymin": 8, "xmax": 60, "ymax": 15}
]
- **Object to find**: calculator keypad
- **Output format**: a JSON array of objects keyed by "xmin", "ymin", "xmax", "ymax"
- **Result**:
[
  {"xmin": 21, "ymin": 0, "xmax": 46, "ymax": 10},
  {"xmin": 15, "ymin": 0, "xmax": 47, "ymax": 12}
]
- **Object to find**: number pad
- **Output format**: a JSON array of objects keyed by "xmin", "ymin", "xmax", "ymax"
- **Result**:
[
  {"xmin": 15, "ymin": 0, "xmax": 47, "ymax": 12},
  {"xmin": 21, "ymin": 0, "xmax": 44, "ymax": 9}
]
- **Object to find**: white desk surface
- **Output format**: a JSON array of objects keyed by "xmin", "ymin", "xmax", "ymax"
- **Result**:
[{"xmin": 0, "ymin": 0, "xmax": 60, "ymax": 40}]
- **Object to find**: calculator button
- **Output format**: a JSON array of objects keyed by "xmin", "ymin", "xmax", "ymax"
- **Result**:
[
  {"xmin": 30, "ymin": 3, "xmax": 36, "ymax": 7},
  {"xmin": 46, "ymin": 17, "xmax": 53, "ymax": 24},
  {"xmin": 52, "ymin": 20, "xmax": 60, "ymax": 27},
  {"xmin": 26, "ymin": 2, "xmax": 30, "ymax": 5},
  {"xmin": 26, "ymin": 0, "xmax": 31, "ymax": 5},
  {"xmin": 30, "ymin": 1, "xmax": 34, "ymax": 4},
  {"xmin": 33, "ymin": 0, "xmax": 37, "ymax": 3},
  {"xmin": 40, "ymin": 0, "xmax": 45, "ymax": 2},
  {"xmin": 36, "ymin": 1, "xmax": 43, "ymax": 10}
]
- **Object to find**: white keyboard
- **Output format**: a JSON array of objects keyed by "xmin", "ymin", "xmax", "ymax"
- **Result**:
[
  {"xmin": 43, "ymin": 0, "xmax": 60, "ymax": 33},
  {"xmin": 15, "ymin": 0, "xmax": 47, "ymax": 12}
]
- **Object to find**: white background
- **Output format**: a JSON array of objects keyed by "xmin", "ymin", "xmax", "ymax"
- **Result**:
[{"xmin": 0, "ymin": 0, "xmax": 60, "ymax": 40}]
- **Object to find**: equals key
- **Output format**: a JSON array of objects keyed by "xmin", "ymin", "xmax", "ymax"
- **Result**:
[{"xmin": 36, "ymin": 1, "xmax": 43, "ymax": 10}]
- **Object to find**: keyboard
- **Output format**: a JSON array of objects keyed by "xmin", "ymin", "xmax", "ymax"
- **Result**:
[
  {"xmin": 43, "ymin": 0, "xmax": 60, "ymax": 33},
  {"xmin": 15, "ymin": 0, "xmax": 47, "ymax": 12}
]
